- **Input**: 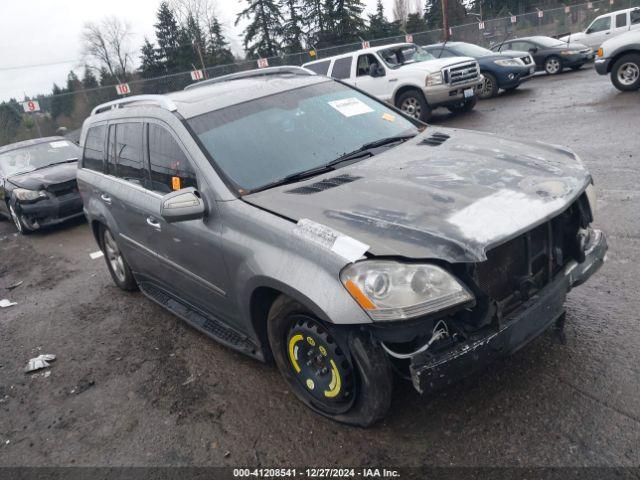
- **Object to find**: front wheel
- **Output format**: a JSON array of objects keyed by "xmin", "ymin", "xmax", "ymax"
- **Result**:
[
  {"xmin": 476, "ymin": 72, "xmax": 498, "ymax": 99},
  {"xmin": 611, "ymin": 53, "xmax": 640, "ymax": 91},
  {"xmin": 544, "ymin": 56, "xmax": 563, "ymax": 75},
  {"xmin": 99, "ymin": 225, "xmax": 138, "ymax": 291},
  {"xmin": 267, "ymin": 296, "xmax": 393, "ymax": 427},
  {"xmin": 446, "ymin": 96, "xmax": 477, "ymax": 114},
  {"xmin": 395, "ymin": 89, "xmax": 431, "ymax": 122}
]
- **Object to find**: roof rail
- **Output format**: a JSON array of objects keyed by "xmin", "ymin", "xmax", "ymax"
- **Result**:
[
  {"xmin": 91, "ymin": 95, "xmax": 178, "ymax": 116},
  {"xmin": 184, "ymin": 66, "xmax": 315, "ymax": 91}
]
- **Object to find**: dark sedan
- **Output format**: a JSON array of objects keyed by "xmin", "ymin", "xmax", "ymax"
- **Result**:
[
  {"xmin": 491, "ymin": 36, "xmax": 594, "ymax": 75},
  {"xmin": 424, "ymin": 41, "xmax": 535, "ymax": 99},
  {"xmin": 0, "ymin": 137, "xmax": 83, "ymax": 234}
]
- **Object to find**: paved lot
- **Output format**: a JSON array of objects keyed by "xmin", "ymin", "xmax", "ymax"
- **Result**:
[{"xmin": 1, "ymin": 65, "xmax": 639, "ymax": 467}]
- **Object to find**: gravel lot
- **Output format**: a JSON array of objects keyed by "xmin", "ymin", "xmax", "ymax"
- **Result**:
[{"xmin": 1, "ymin": 65, "xmax": 638, "ymax": 468}]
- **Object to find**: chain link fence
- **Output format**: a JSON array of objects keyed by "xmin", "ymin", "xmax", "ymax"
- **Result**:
[{"xmin": 16, "ymin": 0, "xmax": 640, "ymax": 142}]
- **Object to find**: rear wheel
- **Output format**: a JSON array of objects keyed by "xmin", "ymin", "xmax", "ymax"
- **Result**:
[
  {"xmin": 267, "ymin": 296, "xmax": 393, "ymax": 427},
  {"xmin": 611, "ymin": 53, "xmax": 640, "ymax": 91},
  {"xmin": 544, "ymin": 56, "xmax": 562, "ymax": 75},
  {"xmin": 100, "ymin": 225, "xmax": 138, "ymax": 291},
  {"xmin": 396, "ymin": 89, "xmax": 431, "ymax": 122},
  {"xmin": 476, "ymin": 72, "xmax": 498, "ymax": 99}
]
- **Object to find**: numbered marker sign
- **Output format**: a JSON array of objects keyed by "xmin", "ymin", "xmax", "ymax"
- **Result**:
[
  {"xmin": 537, "ymin": 10, "xmax": 544, "ymax": 18},
  {"xmin": 361, "ymin": 41, "xmax": 370, "ymax": 49},
  {"xmin": 22, "ymin": 100, "xmax": 40, "ymax": 113},
  {"xmin": 405, "ymin": 34, "xmax": 413, "ymax": 43},
  {"xmin": 565, "ymin": 5, "xmax": 570, "ymax": 13},
  {"xmin": 115, "ymin": 83, "xmax": 130, "ymax": 95},
  {"xmin": 587, "ymin": 1, "xmax": 593, "ymax": 7},
  {"xmin": 511, "ymin": 16, "xmax": 517, "ymax": 23},
  {"xmin": 478, "ymin": 21, "xmax": 485, "ymax": 30},
  {"xmin": 257, "ymin": 58, "xmax": 269, "ymax": 69},
  {"xmin": 190, "ymin": 70, "xmax": 204, "ymax": 81}
]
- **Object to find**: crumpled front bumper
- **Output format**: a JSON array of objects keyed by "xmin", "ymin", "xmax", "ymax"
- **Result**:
[
  {"xmin": 14, "ymin": 193, "xmax": 84, "ymax": 231},
  {"xmin": 410, "ymin": 229, "xmax": 607, "ymax": 395}
]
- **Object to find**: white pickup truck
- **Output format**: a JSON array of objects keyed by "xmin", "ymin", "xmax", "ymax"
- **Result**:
[
  {"xmin": 595, "ymin": 29, "xmax": 640, "ymax": 91},
  {"xmin": 560, "ymin": 7, "xmax": 640, "ymax": 49},
  {"xmin": 303, "ymin": 43, "xmax": 482, "ymax": 121}
]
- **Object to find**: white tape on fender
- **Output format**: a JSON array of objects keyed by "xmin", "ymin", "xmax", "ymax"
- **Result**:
[{"xmin": 294, "ymin": 219, "xmax": 369, "ymax": 263}]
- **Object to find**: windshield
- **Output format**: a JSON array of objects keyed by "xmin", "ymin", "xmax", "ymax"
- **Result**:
[
  {"xmin": 452, "ymin": 43, "xmax": 493, "ymax": 57},
  {"xmin": 377, "ymin": 44, "xmax": 435, "ymax": 68},
  {"xmin": 188, "ymin": 81, "xmax": 419, "ymax": 192},
  {"xmin": 534, "ymin": 37, "xmax": 566, "ymax": 48},
  {"xmin": 0, "ymin": 140, "xmax": 80, "ymax": 177}
]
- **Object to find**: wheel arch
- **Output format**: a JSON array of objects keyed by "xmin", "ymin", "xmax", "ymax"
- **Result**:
[
  {"xmin": 608, "ymin": 49, "xmax": 640, "ymax": 73},
  {"xmin": 392, "ymin": 84, "xmax": 427, "ymax": 106}
]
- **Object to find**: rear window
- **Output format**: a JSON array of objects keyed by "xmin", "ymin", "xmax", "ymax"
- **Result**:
[
  {"xmin": 306, "ymin": 60, "xmax": 331, "ymax": 75},
  {"xmin": 330, "ymin": 57, "xmax": 352, "ymax": 79},
  {"xmin": 83, "ymin": 126, "xmax": 106, "ymax": 172}
]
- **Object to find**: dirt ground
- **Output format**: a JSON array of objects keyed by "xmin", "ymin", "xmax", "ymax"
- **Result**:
[{"xmin": 0, "ymin": 65, "xmax": 639, "ymax": 468}]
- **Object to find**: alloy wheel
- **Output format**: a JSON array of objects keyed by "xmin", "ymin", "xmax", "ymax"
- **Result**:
[
  {"xmin": 400, "ymin": 96, "xmax": 421, "ymax": 119},
  {"xmin": 545, "ymin": 58, "xmax": 560, "ymax": 74},
  {"xmin": 617, "ymin": 62, "xmax": 639, "ymax": 86},
  {"xmin": 477, "ymin": 76, "xmax": 494, "ymax": 98},
  {"xmin": 103, "ymin": 229, "xmax": 126, "ymax": 283}
]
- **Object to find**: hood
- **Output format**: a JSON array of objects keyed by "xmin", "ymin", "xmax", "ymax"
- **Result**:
[
  {"xmin": 477, "ymin": 51, "xmax": 530, "ymax": 64},
  {"xmin": 7, "ymin": 162, "xmax": 78, "ymax": 191},
  {"xmin": 244, "ymin": 128, "xmax": 590, "ymax": 264},
  {"xmin": 560, "ymin": 32, "xmax": 585, "ymax": 44},
  {"xmin": 397, "ymin": 56, "xmax": 476, "ymax": 73},
  {"xmin": 556, "ymin": 37, "xmax": 589, "ymax": 50}
]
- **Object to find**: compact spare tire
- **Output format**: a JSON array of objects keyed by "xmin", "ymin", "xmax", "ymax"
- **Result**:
[
  {"xmin": 611, "ymin": 53, "xmax": 640, "ymax": 92},
  {"xmin": 267, "ymin": 296, "xmax": 393, "ymax": 427}
]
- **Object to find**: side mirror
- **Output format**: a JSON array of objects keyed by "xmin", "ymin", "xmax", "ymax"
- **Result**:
[
  {"xmin": 369, "ymin": 64, "xmax": 384, "ymax": 77},
  {"xmin": 529, "ymin": 47, "xmax": 538, "ymax": 54},
  {"xmin": 160, "ymin": 187, "xmax": 206, "ymax": 223}
]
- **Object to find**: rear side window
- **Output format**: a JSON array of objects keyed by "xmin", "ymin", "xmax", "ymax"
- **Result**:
[
  {"xmin": 616, "ymin": 13, "xmax": 628, "ymax": 27},
  {"xmin": 82, "ymin": 125, "xmax": 106, "ymax": 172},
  {"xmin": 331, "ymin": 57, "xmax": 352, "ymax": 79},
  {"xmin": 148, "ymin": 124, "xmax": 197, "ymax": 194},
  {"xmin": 306, "ymin": 60, "xmax": 331, "ymax": 75},
  {"xmin": 112, "ymin": 123, "xmax": 145, "ymax": 185},
  {"xmin": 631, "ymin": 9, "xmax": 640, "ymax": 25}
]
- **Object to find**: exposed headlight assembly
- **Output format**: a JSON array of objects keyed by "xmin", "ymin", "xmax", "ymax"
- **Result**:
[
  {"xmin": 586, "ymin": 183, "xmax": 597, "ymax": 216},
  {"xmin": 494, "ymin": 58, "xmax": 522, "ymax": 67},
  {"xmin": 14, "ymin": 188, "xmax": 47, "ymax": 203},
  {"xmin": 340, "ymin": 261, "xmax": 474, "ymax": 321},
  {"xmin": 426, "ymin": 71, "xmax": 443, "ymax": 86},
  {"xmin": 559, "ymin": 50, "xmax": 576, "ymax": 56}
]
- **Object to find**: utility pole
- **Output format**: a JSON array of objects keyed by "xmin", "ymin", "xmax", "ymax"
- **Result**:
[
  {"xmin": 441, "ymin": 0, "xmax": 450, "ymax": 40},
  {"xmin": 193, "ymin": 40, "xmax": 208, "ymax": 79}
]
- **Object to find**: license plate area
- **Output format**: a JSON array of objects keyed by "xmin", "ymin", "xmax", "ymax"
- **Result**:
[{"xmin": 463, "ymin": 88, "xmax": 474, "ymax": 99}]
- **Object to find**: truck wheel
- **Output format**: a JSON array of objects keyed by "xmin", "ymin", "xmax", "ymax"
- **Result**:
[
  {"xmin": 396, "ymin": 89, "xmax": 431, "ymax": 122},
  {"xmin": 447, "ymin": 96, "xmax": 477, "ymax": 114},
  {"xmin": 611, "ymin": 53, "xmax": 640, "ymax": 91},
  {"xmin": 99, "ymin": 225, "xmax": 138, "ymax": 291},
  {"xmin": 267, "ymin": 296, "xmax": 393, "ymax": 427},
  {"xmin": 544, "ymin": 56, "xmax": 562, "ymax": 75},
  {"xmin": 476, "ymin": 72, "xmax": 498, "ymax": 99}
]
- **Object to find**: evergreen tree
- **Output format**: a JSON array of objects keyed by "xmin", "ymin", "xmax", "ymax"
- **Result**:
[
  {"xmin": 367, "ymin": 0, "xmax": 394, "ymax": 39},
  {"xmin": 301, "ymin": 0, "xmax": 327, "ymax": 45},
  {"xmin": 424, "ymin": 0, "xmax": 467, "ymax": 30},
  {"xmin": 0, "ymin": 102, "xmax": 22, "ymax": 147},
  {"xmin": 405, "ymin": 12, "xmax": 427, "ymax": 33},
  {"xmin": 236, "ymin": 0, "xmax": 283, "ymax": 58},
  {"xmin": 281, "ymin": 0, "xmax": 305, "ymax": 52},
  {"xmin": 154, "ymin": 1, "xmax": 181, "ymax": 73},
  {"xmin": 178, "ymin": 13, "xmax": 206, "ymax": 71},
  {"xmin": 81, "ymin": 66, "xmax": 99, "ymax": 88},
  {"xmin": 207, "ymin": 17, "xmax": 235, "ymax": 65},
  {"xmin": 328, "ymin": 0, "xmax": 366, "ymax": 44}
]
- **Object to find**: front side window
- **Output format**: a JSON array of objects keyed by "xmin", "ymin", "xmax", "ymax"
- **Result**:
[
  {"xmin": 331, "ymin": 57, "xmax": 352, "ymax": 79},
  {"xmin": 588, "ymin": 16, "xmax": 611, "ymax": 33},
  {"xmin": 0, "ymin": 140, "xmax": 80, "ymax": 177},
  {"xmin": 510, "ymin": 41, "xmax": 532, "ymax": 52},
  {"xmin": 148, "ymin": 124, "xmax": 197, "ymax": 194},
  {"xmin": 112, "ymin": 123, "xmax": 145, "ymax": 185},
  {"xmin": 306, "ymin": 60, "xmax": 331, "ymax": 75},
  {"xmin": 188, "ymin": 80, "xmax": 419, "ymax": 192},
  {"xmin": 632, "ymin": 9, "xmax": 640, "ymax": 24},
  {"xmin": 616, "ymin": 13, "xmax": 628, "ymax": 28},
  {"xmin": 356, "ymin": 54, "xmax": 382, "ymax": 76},
  {"xmin": 83, "ymin": 126, "xmax": 106, "ymax": 172}
]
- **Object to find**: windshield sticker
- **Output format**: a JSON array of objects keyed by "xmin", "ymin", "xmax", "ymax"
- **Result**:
[
  {"xmin": 328, "ymin": 98, "xmax": 374, "ymax": 118},
  {"xmin": 293, "ymin": 219, "xmax": 369, "ymax": 263},
  {"xmin": 50, "ymin": 141, "xmax": 70, "ymax": 149}
]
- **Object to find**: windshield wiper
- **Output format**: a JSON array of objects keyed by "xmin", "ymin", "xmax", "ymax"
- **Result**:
[{"xmin": 246, "ymin": 134, "xmax": 416, "ymax": 194}]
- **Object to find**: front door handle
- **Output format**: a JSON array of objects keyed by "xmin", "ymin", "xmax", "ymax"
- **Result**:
[
  {"xmin": 101, "ymin": 193, "xmax": 112, "ymax": 205},
  {"xmin": 146, "ymin": 216, "xmax": 161, "ymax": 231}
]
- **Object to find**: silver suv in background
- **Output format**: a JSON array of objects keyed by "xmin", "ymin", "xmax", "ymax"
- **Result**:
[
  {"xmin": 78, "ymin": 67, "xmax": 606, "ymax": 426},
  {"xmin": 303, "ymin": 43, "xmax": 482, "ymax": 121}
]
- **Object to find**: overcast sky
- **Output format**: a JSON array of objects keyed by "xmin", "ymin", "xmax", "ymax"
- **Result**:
[{"xmin": 0, "ymin": 0, "xmax": 409, "ymax": 102}]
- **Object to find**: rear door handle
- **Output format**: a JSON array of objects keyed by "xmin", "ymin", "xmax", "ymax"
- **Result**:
[
  {"xmin": 146, "ymin": 216, "xmax": 161, "ymax": 231},
  {"xmin": 100, "ymin": 193, "xmax": 112, "ymax": 205}
]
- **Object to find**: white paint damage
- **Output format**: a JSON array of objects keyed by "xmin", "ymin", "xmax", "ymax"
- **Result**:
[{"xmin": 293, "ymin": 218, "xmax": 369, "ymax": 263}]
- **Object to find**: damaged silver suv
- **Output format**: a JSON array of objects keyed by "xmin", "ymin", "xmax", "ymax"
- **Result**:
[{"xmin": 78, "ymin": 66, "xmax": 607, "ymax": 427}]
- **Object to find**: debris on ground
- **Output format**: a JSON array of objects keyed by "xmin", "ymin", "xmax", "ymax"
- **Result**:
[
  {"xmin": 182, "ymin": 374, "xmax": 196, "ymax": 386},
  {"xmin": 89, "ymin": 250, "xmax": 104, "ymax": 260},
  {"xmin": 0, "ymin": 299, "xmax": 17, "ymax": 308},
  {"xmin": 6, "ymin": 281, "xmax": 23, "ymax": 290},
  {"xmin": 70, "ymin": 379, "xmax": 95, "ymax": 395},
  {"xmin": 25, "ymin": 354, "xmax": 56, "ymax": 373}
]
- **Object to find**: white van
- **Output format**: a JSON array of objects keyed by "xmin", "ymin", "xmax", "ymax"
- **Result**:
[{"xmin": 560, "ymin": 7, "xmax": 640, "ymax": 48}]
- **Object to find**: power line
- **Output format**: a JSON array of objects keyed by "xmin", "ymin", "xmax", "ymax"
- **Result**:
[{"xmin": 0, "ymin": 59, "xmax": 78, "ymax": 72}]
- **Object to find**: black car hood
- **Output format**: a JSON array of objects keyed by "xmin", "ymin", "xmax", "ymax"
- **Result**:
[
  {"xmin": 7, "ymin": 162, "xmax": 77, "ymax": 191},
  {"xmin": 244, "ymin": 128, "xmax": 591, "ymax": 263}
]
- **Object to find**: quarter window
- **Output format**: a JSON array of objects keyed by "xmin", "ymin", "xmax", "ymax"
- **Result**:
[
  {"xmin": 306, "ymin": 60, "xmax": 331, "ymax": 75},
  {"xmin": 331, "ymin": 57, "xmax": 352, "ymax": 79},
  {"xmin": 616, "ymin": 13, "xmax": 627, "ymax": 28},
  {"xmin": 82, "ymin": 125, "xmax": 106, "ymax": 172},
  {"xmin": 112, "ymin": 123, "xmax": 145, "ymax": 185},
  {"xmin": 148, "ymin": 124, "xmax": 197, "ymax": 194}
]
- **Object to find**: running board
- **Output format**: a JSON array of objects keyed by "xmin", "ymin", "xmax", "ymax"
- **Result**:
[{"xmin": 139, "ymin": 282, "xmax": 257, "ymax": 356}]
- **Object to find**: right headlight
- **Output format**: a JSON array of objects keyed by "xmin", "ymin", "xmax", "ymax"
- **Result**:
[
  {"xmin": 426, "ymin": 71, "xmax": 443, "ymax": 86},
  {"xmin": 340, "ymin": 260, "xmax": 474, "ymax": 321},
  {"xmin": 13, "ymin": 188, "xmax": 47, "ymax": 203},
  {"xmin": 494, "ymin": 58, "xmax": 522, "ymax": 67}
]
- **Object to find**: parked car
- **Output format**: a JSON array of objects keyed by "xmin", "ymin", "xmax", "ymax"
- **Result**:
[
  {"xmin": 423, "ymin": 41, "xmax": 535, "ymax": 99},
  {"xmin": 78, "ymin": 68, "xmax": 607, "ymax": 426},
  {"xmin": 559, "ymin": 7, "xmax": 640, "ymax": 49},
  {"xmin": 595, "ymin": 29, "xmax": 640, "ymax": 91},
  {"xmin": 0, "ymin": 137, "xmax": 83, "ymax": 234},
  {"xmin": 303, "ymin": 43, "xmax": 482, "ymax": 121},
  {"xmin": 492, "ymin": 36, "xmax": 594, "ymax": 75}
]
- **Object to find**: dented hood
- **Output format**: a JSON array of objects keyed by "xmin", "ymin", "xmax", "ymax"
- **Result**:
[
  {"xmin": 244, "ymin": 128, "xmax": 591, "ymax": 263},
  {"xmin": 7, "ymin": 162, "xmax": 77, "ymax": 191}
]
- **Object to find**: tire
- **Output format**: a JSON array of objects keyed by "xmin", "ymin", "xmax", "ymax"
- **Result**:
[
  {"xmin": 610, "ymin": 53, "xmax": 640, "ymax": 92},
  {"xmin": 99, "ymin": 225, "xmax": 138, "ymax": 291},
  {"xmin": 571, "ymin": 64, "xmax": 584, "ymax": 71},
  {"xmin": 544, "ymin": 55, "xmax": 563, "ymax": 75},
  {"xmin": 476, "ymin": 71, "xmax": 498, "ymax": 99},
  {"xmin": 395, "ymin": 89, "xmax": 431, "ymax": 122},
  {"xmin": 9, "ymin": 204, "xmax": 30, "ymax": 235},
  {"xmin": 446, "ymin": 96, "xmax": 477, "ymax": 114},
  {"xmin": 267, "ymin": 296, "xmax": 393, "ymax": 427}
]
